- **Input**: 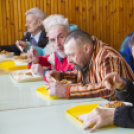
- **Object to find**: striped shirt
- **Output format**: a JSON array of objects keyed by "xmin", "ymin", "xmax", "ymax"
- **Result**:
[{"xmin": 63, "ymin": 37, "xmax": 134, "ymax": 99}]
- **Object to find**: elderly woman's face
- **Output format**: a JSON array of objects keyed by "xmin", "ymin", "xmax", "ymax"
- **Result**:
[{"xmin": 65, "ymin": 39, "xmax": 92, "ymax": 69}]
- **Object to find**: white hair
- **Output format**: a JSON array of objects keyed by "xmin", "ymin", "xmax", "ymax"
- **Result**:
[
  {"xmin": 25, "ymin": 7, "xmax": 46, "ymax": 20},
  {"xmin": 43, "ymin": 14, "xmax": 69, "ymax": 30},
  {"xmin": 49, "ymin": 24, "xmax": 71, "ymax": 34}
]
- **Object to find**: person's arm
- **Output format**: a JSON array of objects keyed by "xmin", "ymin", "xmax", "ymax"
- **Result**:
[
  {"xmin": 115, "ymin": 78, "xmax": 134, "ymax": 103},
  {"xmin": 26, "ymin": 42, "xmax": 45, "ymax": 56},
  {"xmin": 63, "ymin": 56, "xmax": 123, "ymax": 99},
  {"xmin": 0, "ymin": 44, "xmax": 21, "ymax": 55},
  {"xmin": 114, "ymin": 106, "xmax": 134, "ymax": 128}
]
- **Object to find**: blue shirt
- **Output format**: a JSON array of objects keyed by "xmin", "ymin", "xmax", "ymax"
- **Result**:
[{"xmin": 119, "ymin": 31, "xmax": 134, "ymax": 73}]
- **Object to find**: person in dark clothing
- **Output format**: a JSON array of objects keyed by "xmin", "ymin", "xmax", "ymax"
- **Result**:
[
  {"xmin": 80, "ymin": 72, "xmax": 134, "ymax": 133},
  {"xmin": 0, "ymin": 7, "xmax": 48, "ymax": 55}
]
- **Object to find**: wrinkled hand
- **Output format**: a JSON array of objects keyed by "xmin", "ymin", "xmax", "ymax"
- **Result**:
[
  {"xmin": 103, "ymin": 72, "xmax": 127, "ymax": 90},
  {"xmin": 46, "ymin": 82, "xmax": 67, "ymax": 97},
  {"xmin": 27, "ymin": 46, "xmax": 39, "ymax": 64},
  {"xmin": 16, "ymin": 40, "xmax": 29, "ymax": 50},
  {"xmin": 31, "ymin": 64, "xmax": 44, "ymax": 76},
  {"xmin": 83, "ymin": 108, "xmax": 114, "ymax": 133},
  {"xmin": 45, "ymin": 70, "xmax": 62, "ymax": 83}
]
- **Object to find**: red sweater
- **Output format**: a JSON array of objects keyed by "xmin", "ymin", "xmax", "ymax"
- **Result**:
[{"xmin": 28, "ymin": 52, "xmax": 74, "ymax": 82}]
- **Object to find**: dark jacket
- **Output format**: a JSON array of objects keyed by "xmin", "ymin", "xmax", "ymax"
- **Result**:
[
  {"xmin": 0, "ymin": 29, "xmax": 48, "ymax": 55},
  {"xmin": 113, "ymin": 79, "xmax": 134, "ymax": 128}
]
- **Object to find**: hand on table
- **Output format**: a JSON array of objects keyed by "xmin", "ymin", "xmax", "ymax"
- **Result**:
[
  {"xmin": 31, "ymin": 64, "xmax": 44, "ymax": 76},
  {"xmin": 45, "ymin": 70, "xmax": 62, "ymax": 83},
  {"xmin": 103, "ymin": 72, "xmax": 127, "ymax": 90},
  {"xmin": 83, "ymin": 108, "xmax": 114, "ymax": 133},
  {"xmin": 46, "ymin": 82, "xmax": 67, "ymax": 97}
]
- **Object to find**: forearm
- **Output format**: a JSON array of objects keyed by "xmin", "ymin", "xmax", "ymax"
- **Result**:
[
  {"xmin": 65, "ymin": 82, "xmax": 116, "ymax": 99},
  {"xmin": 26, "ymin": 43, "xmax": 45, "ymax": 56},
  {"xmin": 0, "ymin": 44, "xmax": 21, "ymax": 55},
  {"xmin": 114, "ymin": 106, "xmax": 134, "ymax": 128}
]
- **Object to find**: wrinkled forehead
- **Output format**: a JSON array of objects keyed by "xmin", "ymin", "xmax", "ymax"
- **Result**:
[{"xmin": 48, "ymin": 25, "xmax": 66, "ymax": 38}]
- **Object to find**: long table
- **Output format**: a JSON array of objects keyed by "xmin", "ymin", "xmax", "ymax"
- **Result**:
[{"xmin": 0, "ymin": 69, "xmax": 134, "ymax": 134}]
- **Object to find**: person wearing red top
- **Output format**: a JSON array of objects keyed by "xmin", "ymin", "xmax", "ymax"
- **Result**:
[{"xmin": 27, "ymin": 24, "xmax": 74, "ymax": 82}]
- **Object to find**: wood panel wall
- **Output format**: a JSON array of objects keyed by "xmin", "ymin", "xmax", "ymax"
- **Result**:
[{"xmin": 0, "ymin": 0, "xmax": 134, "ymax": 50}]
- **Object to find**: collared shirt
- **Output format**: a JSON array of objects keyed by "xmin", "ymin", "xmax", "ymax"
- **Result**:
[
  {"xmin": 30, "ymin": 31, "xmax": 42, "ymax": 43},
  {"xmin": 63, "ymin": 37, "xmax": 134, "ymax": 99}
]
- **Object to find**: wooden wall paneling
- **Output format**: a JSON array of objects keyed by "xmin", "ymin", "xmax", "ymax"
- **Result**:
[
  {"xmin": 101, "ymin": 0, "xmax": 107, "ymax": 44},
  {"xmin": 43, "ymin": 0, "xmax": 47, "ymax": 15},
  {"xmin": 46, "ymin": 0, "xmax": 51, "ymax": 16},
  {"xmin": 114, "ymin": 0, "xmax": 120, "ymax": 50},
  {"xmin": 2, "ymin": 0, "xmax": 7, "ymax": 45},
  {"xmin": 132, "ymin": 0, "xmax": 134, "ymax": 35},
  {"xmin": 32, "ymin": 0, "xmax": 37, "ymax": 7},
  {"xmin": 127, "ymin": 0, "xmax": 133, "ymax": 35},
  {"xmin": 29, "ymin": 0, "xmax": 33, "ymax": 9},
  {"xmin": 10, "ymin": 0, "xmax": 15, "ymax": 44},
  {"xmin": 87, "ymin": 0, "xmax": 93, "ymax": 36},
  {"xmin": 58, "ymin": 0, "xmax": 64, "ymax": 15},
  {"xmin": 25, "ymin": 0, "xmax": 30, "ymax": 11},
  {"xmin": 51, "ymin": 0, "xmax": 58, "ymax": 14},
  {"xmin": 82, "ymin": 0, "xmax": 87, "ymax": 32},
  {"xmin": 106, "ymin": 0, "xmax": 110, "ymax": 45},
  {"xmin": 75, "ymin": 0, "xmax": 80, "ymax": 29},
  {"xmin": 68, "ymin": 0, "xmax": 76, "ymax": 24},
  {"xmin": 122, "ymin": 0, "xmax": 127, "ymax": 41},
  {"xmin": 99, "ymin": 0, "xmax": 103, "ymax": 40},
  {"xmin": 109, "ymin": 0, "xmax": 114, "ymax": 47},
  {"xmin": 21, "ymin": 0, "xmax": 26, "ymax": 35},
  {"xmin": 119, "ymin": 0, "xmax": 123, "ymax": 46},
  {"xmin": 92, "ymin": 0, "xmax": 96, "ymax": 37},
  {"xmin": 95, "ymin": 0, "xmax": 100, "ymax": 40},
  {"xmin": 13, "ymin": 0, "xmax": 19, "ymax": 42},
  {"xmin": 37, "ymin": 0, "xmax": 44, "ymax": 10},
  {"xmin": 79, "ymin": 0, "xmax": 83, "ymax": 29},
  {"xmin": 18, "ymin": 0, "xmax": 23, "ymax": 40},
  {"xmin": 0, "ymin": 0, "xmax": 3, "ymax": 44},
  {"xmin": 6, "ymin": 0, "xmax": 12, "ymax": 45},
  {"xmin": 64, "ymin": 0, "xmax": 69, "ymax": 18}
]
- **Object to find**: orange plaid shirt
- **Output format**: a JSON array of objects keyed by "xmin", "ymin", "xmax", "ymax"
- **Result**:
[{"xmin": 63, "ymin": 37, "xmax": 134, "ymax": 99}]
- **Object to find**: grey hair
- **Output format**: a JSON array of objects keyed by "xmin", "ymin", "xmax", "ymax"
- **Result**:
[
  {"xmin": 25, "ymin": 7, "xmax": 46, "ymax": 20},
  {"xmin": 129, "ymin": 34, "xmax": 134, "ymax": 48},
  {"xmin": 43, "ymin": 14, "xmax": 69, "ymax": 30},
  {"xmin": 49, "ymin": 24, "xmax": 71, "ymax": 34}
]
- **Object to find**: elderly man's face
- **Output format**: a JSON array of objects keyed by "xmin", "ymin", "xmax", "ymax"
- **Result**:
[
  {"xmin": 25, "ymin": 14, "xmax": 41, "ymax": 35},
  {"xmin": 65, "ymin": 38, "xmax": 93, "ymax": 69},
  {"xmin": 48, "ymin": 25, "xmax": 68, "ymax": 57}
]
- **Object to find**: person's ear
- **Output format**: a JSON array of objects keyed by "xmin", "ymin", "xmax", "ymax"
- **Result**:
[
  {"xmin": 38, "ymin": 19, "xmax": 43, "ymax": 26},
  {"xmin": 83, "ymin": 44, "xmax": 90, "ymax": 53}
]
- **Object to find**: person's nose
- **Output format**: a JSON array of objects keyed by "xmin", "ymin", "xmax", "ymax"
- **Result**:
[{"xmin": 56, "ymin": 38, "xmax": 60, "ymax": 46}]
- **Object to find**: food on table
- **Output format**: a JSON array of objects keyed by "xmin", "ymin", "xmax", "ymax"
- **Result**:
[
  {"xmin": 14, "ymin": 55, "xmax": 28, "ymax": 64},
  {"xmin": 104, "ymin": 100, "xmax": 126, "ymax": 108},
  {"xmin": 0, "ymin": 50, "xmax": 10, "ymax": 55}
]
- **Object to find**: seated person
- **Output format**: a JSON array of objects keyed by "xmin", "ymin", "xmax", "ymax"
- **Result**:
[
  {"xmin": 119, "ymin": 31, "xmax": 134, "ymax": 72},
  {"xmin": 46, "ymin": 30, "xmax": 134, "ymax": 99},
  {"xmin": 28, "ymin": 24, "xmax": 74, "ymax": 82},
  {"xmin": 0, "ymin": 7, "xmax": 48, "ymax": 56},
  {"xmin": 82, "ymin": 72, "xmax": 134, "ymax": 132}
]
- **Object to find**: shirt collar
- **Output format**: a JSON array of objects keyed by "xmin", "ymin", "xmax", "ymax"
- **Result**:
[{"xmin": 30, "ymin": 30, "xmax": 42, "ymax": 43}]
